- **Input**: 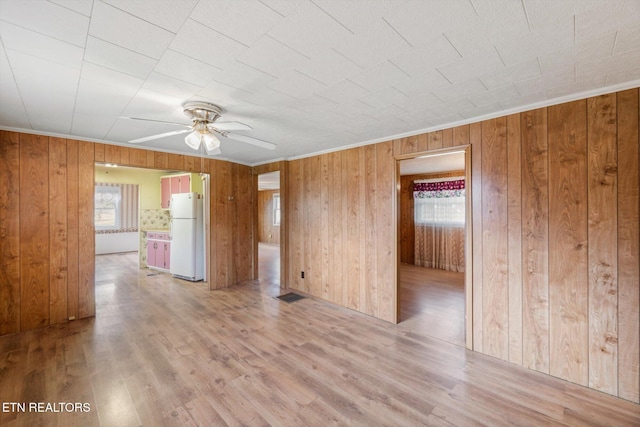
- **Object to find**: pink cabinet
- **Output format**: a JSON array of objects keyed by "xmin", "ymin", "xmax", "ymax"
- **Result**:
[
  {"xmin": 160, "ymin": 174, "xmax": 192, "ymax": 209},
  {"xmin": 147, "ymin": 232, "xmax": 171, "ymax": 271},
  {"xmin": 147, "ymin": 240, "xmax": 157, "ymax": 267},
  {"xmin": 161, "ymin": 177, "xmax": 171, "ymax": 209},
  {"xmin": 179, "ymin": 174, "xmax": 190, "ymax": 193}
]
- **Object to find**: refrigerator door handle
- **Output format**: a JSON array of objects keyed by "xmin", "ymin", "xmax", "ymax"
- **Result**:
[{"xmin": 170, "ymin": 220, "xmax": 173, "ymax": 241}]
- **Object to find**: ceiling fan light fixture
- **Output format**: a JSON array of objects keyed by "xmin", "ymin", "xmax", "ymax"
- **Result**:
[
  {"xmin": 203, "ymin": 132, "xmax": 220, "ymax": 153},
  {"xmin": 184, "ymin": 130, "xmax": 202, "ymax": 150}
]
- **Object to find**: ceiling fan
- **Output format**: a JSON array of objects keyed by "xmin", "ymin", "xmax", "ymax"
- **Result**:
[{"xmin": 123, "ymin": 101, "xmax": 276, "ymax": 155}]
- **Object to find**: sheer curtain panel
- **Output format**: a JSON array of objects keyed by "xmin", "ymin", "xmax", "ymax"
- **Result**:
[{"xmin": 413, "ymin": 177, "xmax": 465, "ymax": 272}]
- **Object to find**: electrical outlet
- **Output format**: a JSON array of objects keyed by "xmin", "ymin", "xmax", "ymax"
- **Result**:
[{"xmin": 301, "ymin": 271, "xmax": 305, "ymax": 279}]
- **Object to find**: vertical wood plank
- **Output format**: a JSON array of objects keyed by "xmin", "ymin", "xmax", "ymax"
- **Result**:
[
  {"xmin": 207, "ymin": 160, "xmax": 216, "ymax": 289},
  {"xmin": 167, "ymin": 154, "xmax": 185, "ymax": 171},
  {"xmin": 278, "ymin": 161, "xmax": 288, "ymax": 289},
  {"xmin": 329, "ymin": 151, "xmax": 343, "ymax": 305},
  {"xmin": 154, "ymin": 152, "xmax": 168, "ymax": 169},
  {"xmin": 442, "ymin": 128, "xmax": 453, "ymax": 148},
  {"xmin": 77, "ymin": 141, "xmax": 95, "ymax": 319},
  {"xmin": 341, "ymin": 150, "xmax": 349, "ymax": 307},
  {"xmin": 66, "ymin": 140, "xmax": 79, "ymax": 321},
  {"xmin": 128, "ymin": 148, "xmax": 146, "ymax": 168},
  {"xmin": 118, "ymin": 146, "xmax": 130, "ymax": 166},
  {"xmin": 215, "ymin": 161, "xmax": 231, "ymax": 288},
  {"xmin": 548, "ymin": 100, "xmax": 589, "ymax": 385},
  {"xmin": 506, "ymin": 114, "xmax": 523, "ymax": 366},
  {"xmin": 20, "ymin": 134, "xmax": 50, "ymax": 330},
  {"xmin": 481, "ymin": 117, "xmax": 509, "ymax": 361},
  {"xmin": 358, "ymin": 148, "xmax": 367, "ymax": 314},
  {"xmin": 521, "ymin": 108, "xmax": 549, "ymax": 373},
  {"xmin": 104, "ymin": 144, "xmax": 119, "ymax": 164},
  {"xmin": 229, "ymin": 164, "xmax": 239, "ymax": 285},
  {"xmin": 346, "ymin": 149, "xmax": 361, "ymax": 310},
  {"xmin": 0, "ymin": 131, "xmax": 21, "ymax": 335},
  {"xmin": 257, "ymin": 190, "xmax": 279, "ymax": 244},
  {"xmin": 470, "ymin": 121, "xmax": 483, "ymax": 352},
  {"xmin": 146, "ymin": 150, "xmax": 155, "ymax": 168},
  {"xmin": 184, "ymin": 155, "xmax": 198, "ymax": 173},
  {"xmin": 587, "ymin": 93, "xmax": 618, "ymax": 395},
  {"xmin": 94, "ymin": 143, "xmax": 105, "ymax": 163},
  {"xmin": 301, "ymin": 158, "xmax": 311, "ymax": 294},
  {"xmin": 364, "ymin": 145, "xmax": 378, "ymax": 317},
  {"xmin": 308, "ymin": 156, "xmax": 323, "ymax": 297},
  {"xmin": 49, "ymin": 137, "xmax": 68, "ymax": 324},
  {"xmin": 376, "ymin": 141, "xmax": 395, "ymax": 323},
  {"xmin": 400, "ymin": 136, "xmax": 418, "ymax": 155},
  {"xmin": 291, "ymin": 159, "xmax": 304, "ymax": 291},
  {"xmin": 616, "ymin": 88, "xmax": 639, "ymax": 403},
  {"xmin": 320, "ymin": 154, "xmax": 330, "ymax": 301},
  {"xmin": 416, "ymin": 133, "xmax": 429, "ymax": 152},
  {"xmin": 392, "ymin": 139, "xmax": 402, "ymax": 157},
  {"xmin": 428, "ymin": 131, "xmax": 443, "ymax": 151},
  {"xmin": 453, "ymin": 125, "xmax": 470, "ymax": 147}
]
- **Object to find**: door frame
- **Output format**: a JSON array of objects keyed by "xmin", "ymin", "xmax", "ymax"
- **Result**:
[
  {"xmin": 252, "ymin": 162, "xmax": 288, "ymax": 289},
  {"xmin": 395, "ymin": 145, "xmax": 473, "ymax": 350}
]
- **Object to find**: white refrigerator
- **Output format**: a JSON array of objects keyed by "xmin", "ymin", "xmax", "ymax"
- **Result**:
[{"xmin": 170, "ymin": 192, "xmax": 204, "ymax": 281}]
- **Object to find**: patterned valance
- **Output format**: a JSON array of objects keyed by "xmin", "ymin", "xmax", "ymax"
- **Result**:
[{"xmin": 413, "ymin": 177, "xmax": 465, "ymax": 199}]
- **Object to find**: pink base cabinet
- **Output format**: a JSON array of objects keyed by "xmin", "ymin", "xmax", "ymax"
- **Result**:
[{"xmin": 147, "ymin": 231, "xmax": 171, "ymax": 271}]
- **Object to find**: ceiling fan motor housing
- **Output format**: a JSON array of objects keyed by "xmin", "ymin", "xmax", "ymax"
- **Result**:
[{"xmin": 183, "ymin": 101, "xmax": 222, "ymax": 124}]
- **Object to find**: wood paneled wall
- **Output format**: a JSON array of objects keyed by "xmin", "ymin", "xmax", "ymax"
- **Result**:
[
  {"xmin": 207, "ymin": 159, "xmax": 254, "ymax": 289},
  {"xmin": 286, "ymin": 143, "xmax": 396, "ymax": 322},
  {"xmin": 258, "ymin": 189, "xmax": 280, "ymax": 244},
  {"xmin": 284, "ymin": 88, "xmax": 639, "ymax": 402},
  {"xmin": 0, "ymin": 133, "xmax": 255, "ymax": 334},
  {"xmin": 399, "ymin": 171, "xmax": 465, "ymax": 264},
  {"xmin": 0, "ymin": 132, "xmax": 95, "ymax": 334}
]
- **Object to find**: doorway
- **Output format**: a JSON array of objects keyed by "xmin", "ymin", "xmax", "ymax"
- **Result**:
[
  {"xmin": 94, "ymin": 163, "xmax": 210, "ymax": 287},
  {"xmin": 397, "ymin": 148, "xmax": 472, "ymax": 348},
  {"xmin": 256, "ymin": 171, "xmax": 281, "ymax": 294}
]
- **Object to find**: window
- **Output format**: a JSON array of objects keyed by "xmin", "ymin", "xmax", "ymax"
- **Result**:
[
  {"xmin": 95, "ymin": 183, "xmax": 139, "ymax": 233},
  {"xmin": 413, "ymin": 177, "xmax": 465, "ymax": 227},
  {"xmin": 95, "ymin": 184, "xmax": 121, "ymax": 230},
  {"xmin": 272, "ymin": 193, "xmax": 281, "ymax": 226}
]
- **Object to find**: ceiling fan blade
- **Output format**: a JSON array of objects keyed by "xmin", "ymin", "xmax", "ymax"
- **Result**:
[
  {"xmin": 129, "ymin": 129, "xmax": 190, "ymax": 143},
  {"xmin": 119, "ymin": 116, "xmax": 189, "ymax": 127},
  {"xmin": 224, "ymin": 132, "xmax": 276, "ymax": 150},
  {"xmin": 211, "ymin": 121, "xmax": 252, "ymax": 131}
]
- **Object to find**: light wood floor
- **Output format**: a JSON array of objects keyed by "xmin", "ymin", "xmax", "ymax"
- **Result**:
[
  {"xmin": 399, "ymin": 264, "xmax": 465, "ymax": 347},
  {"xmin": 1, "ymin": 251, "xmax": 638, "ymax": 426}
]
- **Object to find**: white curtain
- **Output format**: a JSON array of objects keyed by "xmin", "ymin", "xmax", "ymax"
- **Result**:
[{"xmin": 414, "ymin": 177, "xmax": 465, "ymax": 272}]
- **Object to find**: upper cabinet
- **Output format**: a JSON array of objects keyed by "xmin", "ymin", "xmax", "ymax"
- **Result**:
[{"xmin": 161, "ymin": 173, "xmax": 194, "ymax": 208}]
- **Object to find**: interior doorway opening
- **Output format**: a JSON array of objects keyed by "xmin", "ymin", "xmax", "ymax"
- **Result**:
[
  {"xmin": 397, "ymin": 148, "xmax": 471, "ymax": 348},
  {"xmin": 94, "ymin": 163, "xmax": 210, "ymax": 289},
  {"xmin": 256, "ymin": 171, "xmax": 281, "ymax": 295}
]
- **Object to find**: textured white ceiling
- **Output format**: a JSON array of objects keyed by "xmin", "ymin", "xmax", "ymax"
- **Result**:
[{"xmin": 1, "ymin": 0, "xmax": 639, "ymax": 165}]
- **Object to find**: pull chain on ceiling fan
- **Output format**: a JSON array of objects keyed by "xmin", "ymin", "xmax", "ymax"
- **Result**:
[{"xmin": 123, "ymin": 101, "xmax": 275, "ymax": 155}]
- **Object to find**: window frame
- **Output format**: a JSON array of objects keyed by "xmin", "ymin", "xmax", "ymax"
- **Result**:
[{"xmin": 94, "ymin": 184, "xmax": 122, "ymax": 231}]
